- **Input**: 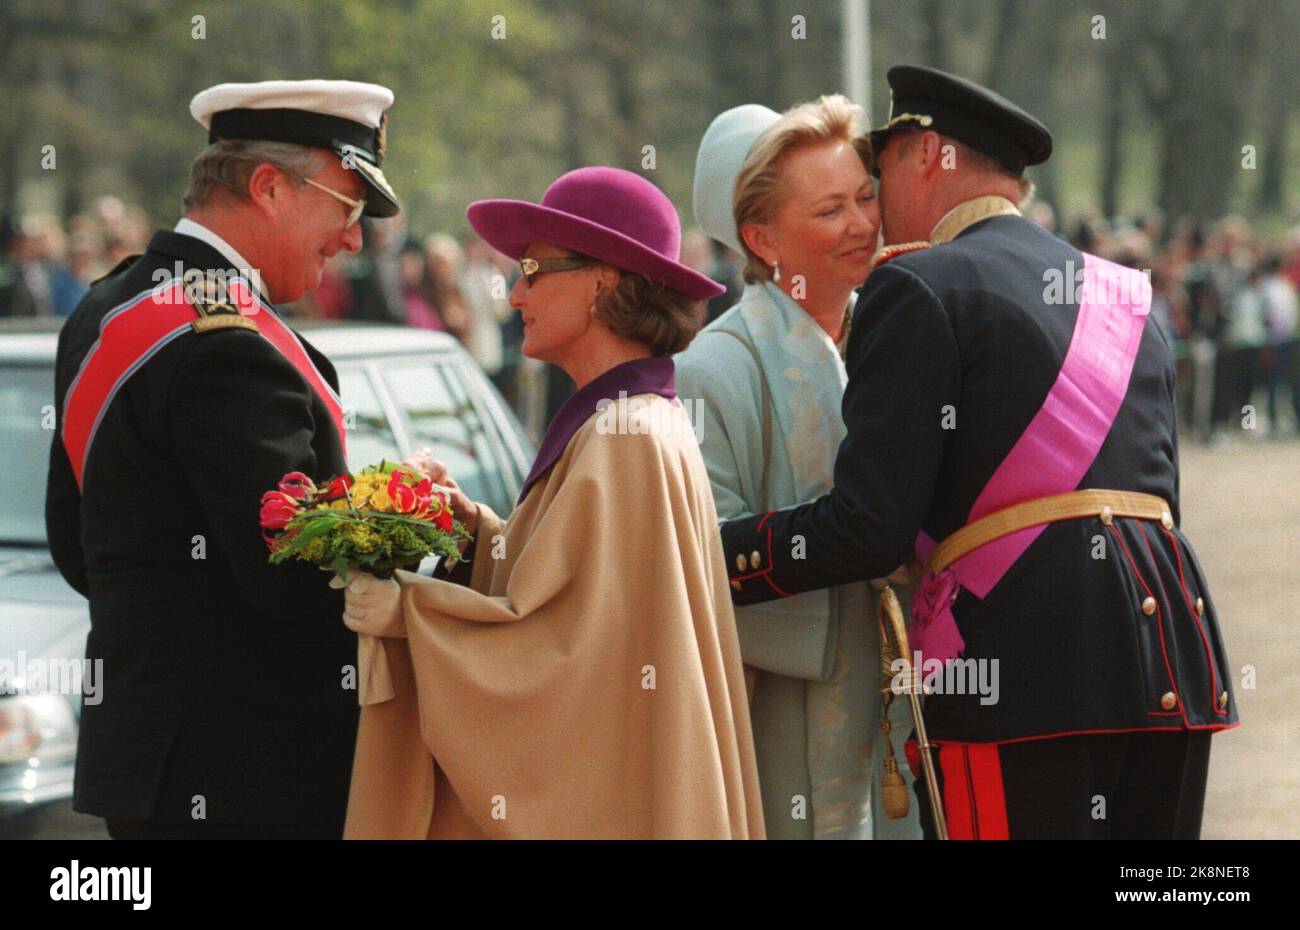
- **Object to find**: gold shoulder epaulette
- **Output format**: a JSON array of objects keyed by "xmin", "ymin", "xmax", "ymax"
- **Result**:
[
  {"xmin": 184, "ymin": 276, "xmax": 257, "ymax": 334},
  {"xmin": 868, "ymin": 240, "xmax": 931, "ymax": 274}
]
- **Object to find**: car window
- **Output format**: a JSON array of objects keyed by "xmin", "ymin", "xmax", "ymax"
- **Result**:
[
  {"xmin": 380, "ymin": 360, "xmax": 510, "ymax": 513},
  {"xmin": 335, "ymin": 364, "xmax": 402, "ymax": 472},
  {"xmin": 0, "ymin": 366, "xmax": 54, "ymax": 544},
  {"xmin": 438, "ymin": 360, "xmax": 519, "ymax": 504}
]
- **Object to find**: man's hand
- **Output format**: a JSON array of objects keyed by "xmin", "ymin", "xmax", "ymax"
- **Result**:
[
  {"xmin": 402, "ymin": 447, "xmax": 481, "ymax": 535},
  {"xmin": 335, "ymin": 572, "xmax": 406, "ymax": 638}
]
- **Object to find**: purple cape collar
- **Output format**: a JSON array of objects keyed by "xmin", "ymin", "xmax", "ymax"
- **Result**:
[{"xmin": 517, "ymin": 356, "xmax": 677, "ymax": 504}]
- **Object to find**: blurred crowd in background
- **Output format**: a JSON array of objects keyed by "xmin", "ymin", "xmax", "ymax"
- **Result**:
[{"xmin": 3, "ymin": 197, "xmax": 1299, "ymax": 445}]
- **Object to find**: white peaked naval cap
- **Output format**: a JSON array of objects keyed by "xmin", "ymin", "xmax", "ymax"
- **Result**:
[{"xmin": 190, "ymin": 80, "xmax": 399, "ymax": 217}]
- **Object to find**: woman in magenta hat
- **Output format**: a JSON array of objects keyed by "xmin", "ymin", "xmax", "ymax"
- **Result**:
[{"xmin": 338, "ymin": 167, "xmax": 764, "ymax": 839}]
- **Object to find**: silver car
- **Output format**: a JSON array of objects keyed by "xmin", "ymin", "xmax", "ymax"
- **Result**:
[{"xmin": 0, "ymin": 319, "xmax": 533, "ymax": 831}]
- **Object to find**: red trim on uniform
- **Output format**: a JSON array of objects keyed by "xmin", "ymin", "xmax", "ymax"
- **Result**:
[
  {"xmin": 1108, "ymin": 522, "xmax": 1183, "ymax": 720},
  {"xmin": 760, "ymin": 521, "xmax": 792, "ymax": 596},
  {"xmin": 999, "ymin": 721, "xmax": 1239, "ymax": 742},
  {"xmin": 731, "ymin": 514, "xmax": 793, "ymax": 597},
  {"xmin": 869, "ymin": 241, "xmax": 931, "ymax": 274},
  {"xmin": 936, "ymin": 744, "xmax": 1008, "ymax": 840},
  {"xmin": 1162, "ymin": 526, "xmax": 1228, "ymax": 717},
  {"xmin": 966, "ymin": 744, "xmax": 1010, "ymax": 839},
  {"xmin": 1135, "ymin": 525, "xmax": 1193, "ymax": 727},
  {"xmin": 939, "ymin": 744, "xmax": 976, "ymax": 839},
  {"xmin": 907, "ymin": 723, "xmax": 1239, "ymax": 770},
  {"xmin": 62, "ymin": 278, "xmax": 347, "ymax": 490}
]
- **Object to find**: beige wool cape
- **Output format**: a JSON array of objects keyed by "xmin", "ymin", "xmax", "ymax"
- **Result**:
[{"xmin": 344, "ymin": 393, "xmax": 765, "ymax": 839}]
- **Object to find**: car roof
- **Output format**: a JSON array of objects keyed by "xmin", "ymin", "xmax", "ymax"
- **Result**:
[{"xmin": 0, "ymin": 318, "xmax": 464, "ymax": 364}]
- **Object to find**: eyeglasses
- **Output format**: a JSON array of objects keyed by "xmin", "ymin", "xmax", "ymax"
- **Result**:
[
  {"xmin": 299, "ymin": 176, "xmax": 366, "ymax": 228},
  {"xmin": 519, "ymin": 256, "xmax": 598, "ymax": 286}
]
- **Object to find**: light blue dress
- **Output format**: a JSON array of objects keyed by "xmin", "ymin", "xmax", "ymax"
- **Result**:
[{"xmin": 677, "ymin": 281, "xmax": 922, "ymax": 840}]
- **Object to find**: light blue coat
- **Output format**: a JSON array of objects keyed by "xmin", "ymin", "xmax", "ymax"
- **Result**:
[{"xmin": 677, "ymin": 282, "xmax": 921, "ymax": 840}]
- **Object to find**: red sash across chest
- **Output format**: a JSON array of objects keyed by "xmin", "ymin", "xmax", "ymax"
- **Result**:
[{"xmin": 62, "ymin": 277, "xmax": 348, "ymax": 490}]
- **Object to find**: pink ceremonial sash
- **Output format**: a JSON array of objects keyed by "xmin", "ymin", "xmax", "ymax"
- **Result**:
[
  {"xmin": 910, "ymin": 253, "xmax": 1153, "ymax": 663},
  {"xmin": 62, "ymin": 277, "xmax": 347, "ymax": 490}
]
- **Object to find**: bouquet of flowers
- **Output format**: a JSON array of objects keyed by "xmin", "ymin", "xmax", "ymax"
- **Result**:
[{"xmin": 259, "ymin": 461, "xmax": 470, "ymax": 580}]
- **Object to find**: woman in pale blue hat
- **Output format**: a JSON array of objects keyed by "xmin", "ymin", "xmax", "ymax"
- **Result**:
[{"xmin": 677, "ymin": 97, "xmax": 921, "ymax": 840}]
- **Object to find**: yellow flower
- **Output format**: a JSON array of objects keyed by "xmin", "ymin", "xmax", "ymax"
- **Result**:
[
  {"xmin": 368, "ymin": 489, "xmax": 393, "ymax": 512},
  {"xmin": 343, "ymin": 522, "xmax": 381, "ymax": 552}
]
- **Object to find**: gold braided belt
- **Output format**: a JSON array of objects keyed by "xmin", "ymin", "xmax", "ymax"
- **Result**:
[{"xmin": 926, "ymin": 489, "xmax": 1174, "ymax": 575}]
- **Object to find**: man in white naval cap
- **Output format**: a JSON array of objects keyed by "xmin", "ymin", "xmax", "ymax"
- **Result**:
[{"xmin": 45, "ymin": 80, "xmax": 399, "ymax": 839}]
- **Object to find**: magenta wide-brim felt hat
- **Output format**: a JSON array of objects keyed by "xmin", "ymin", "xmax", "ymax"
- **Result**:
[{"xmin": 467, "ymin": 166, "xmax": 724, "ymax": 300}]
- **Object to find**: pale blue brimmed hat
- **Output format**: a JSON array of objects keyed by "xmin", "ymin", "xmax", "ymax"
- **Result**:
[{"xmin": 692, "ymin": 104, "xmax": 781, "ymax": 254}]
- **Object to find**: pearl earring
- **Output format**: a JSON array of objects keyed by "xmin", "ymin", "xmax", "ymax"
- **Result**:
[{"xmin": 772, "ymin": 262, "xmax": 781, "ymax": 283}]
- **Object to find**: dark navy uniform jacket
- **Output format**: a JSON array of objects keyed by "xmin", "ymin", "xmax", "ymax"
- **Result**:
[
  {"xmin": 45, "ymin": 230, "xmax": 358, "ymax": 827},
  {"xmin": 720, "ymin": 211, "xmax": 1239, "ymax": 744}
]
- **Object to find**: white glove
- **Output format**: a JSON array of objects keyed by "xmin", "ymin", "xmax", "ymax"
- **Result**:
[{"xmin": 336, "ymin": 572, "xmax": 406, "ymax": 638}]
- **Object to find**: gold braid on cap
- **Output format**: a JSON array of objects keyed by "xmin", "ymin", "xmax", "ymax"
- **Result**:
[
  {"xmin": 885, "ymin": 112, "xmax": 934, "ymax": 129},
  {"xmin": 376, "ymin": 113, "xmax": 387, "ymax": 160}
]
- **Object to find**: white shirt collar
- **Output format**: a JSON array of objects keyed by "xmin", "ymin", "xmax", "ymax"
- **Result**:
[{"xmin": 173, "ymin": 217, "xmax": 269, "ymax": 299}]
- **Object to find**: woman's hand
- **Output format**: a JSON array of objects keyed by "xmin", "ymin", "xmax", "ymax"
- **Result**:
[
  {"xmin": 335, "ymin": 572, "xmax": 406, "ymax": 638},
  {"xmin": 402, "ymin": 448, "xmax": 481, "ymax": 535},
  {"xmin": 401, "ymin": 447, "xmax": 440, "ymax": 480}
]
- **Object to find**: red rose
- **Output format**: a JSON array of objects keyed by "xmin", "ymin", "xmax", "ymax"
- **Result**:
[
  {"xmin": 387, "ymin": 471, "xmax": 417, "ymax": 513},
  {"xmin": 277, "ymin": 471, "xmax": 317, "ymax": 502},
  {"xmin": 321, "ymin": 474, "xmax": 353, "ymax": 502},
  {"xmin": 259, "ymin": 490, "xmax": 300, "ymax": 531},
  {"xmin": 433, "ymin": 507, "xmax": 454, "ymax": 533},
  {"xmin": 409, "ymin": 477, "xmax": 433, "ymax": 519}
]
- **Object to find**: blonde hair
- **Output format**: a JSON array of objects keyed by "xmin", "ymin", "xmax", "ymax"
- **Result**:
[{"xmin": 732, "ymin": 94, "xmax": 872, "ymax": 284}]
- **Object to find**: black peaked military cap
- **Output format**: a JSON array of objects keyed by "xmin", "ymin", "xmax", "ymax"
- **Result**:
[{"xmin": 869, "ymin": 65, "xmax": 1053, "ymax": 177}]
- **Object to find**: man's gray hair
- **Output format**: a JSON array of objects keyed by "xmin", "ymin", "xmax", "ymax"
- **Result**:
[{"xmin": 181, "ymin": 139, "xmax": 329, "ymax": 211}]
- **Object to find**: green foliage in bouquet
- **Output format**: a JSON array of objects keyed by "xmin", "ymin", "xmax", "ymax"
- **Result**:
[{"xmin": 260, "ymin": 461, "xmax": 470, "ymax": 580}]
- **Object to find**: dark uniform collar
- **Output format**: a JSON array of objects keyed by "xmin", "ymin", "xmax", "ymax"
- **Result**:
[
  {"xmin": 148, "ymin": 228, "xmax": 243, "ymax": 273},
  {"xmin": 146, "ymin": 229, "xmax": 279, "ymax": 312}
]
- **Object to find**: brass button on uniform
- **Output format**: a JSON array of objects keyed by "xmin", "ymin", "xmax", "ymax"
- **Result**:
[
  {"xmin": 1196, "ymin": 597, "xmax": 1205, "ymax": 617},
  {"xmin": 1160, "ymin": 692, "xmax": 1177, "ymax": 710},
  {"xmin": 735, "ymin": 554, "xmax": 747, "ymax": 572},
  {"xmin": 1141, "ymin": 596, "xmax": 1157, "ymax": 615},
  {"xmin": 1219, "ymin": 691, "xmax": 1229, "ymax": 710},
  {"xmin": 749, "ymin": 551, "xmax": 762, "ymax": 570},
  {"xmin": 1160, "ymin": 510, "xmax": 1174, "ymax": 529},
  {"xmin": 1099, "ymin": 506, "xmax": 1114, "ymax": 526}
]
